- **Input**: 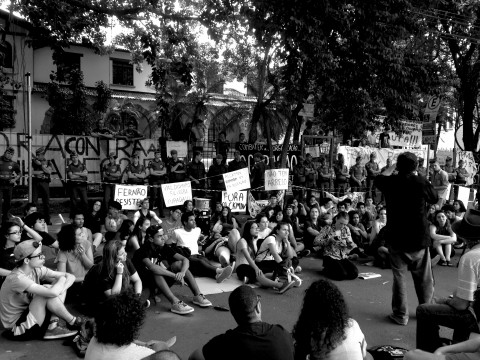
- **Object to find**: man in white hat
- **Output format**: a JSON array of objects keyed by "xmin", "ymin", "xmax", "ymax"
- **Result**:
[{"xmin": 32, "ymin": 147, "xmax": 53, "ymax": 225}]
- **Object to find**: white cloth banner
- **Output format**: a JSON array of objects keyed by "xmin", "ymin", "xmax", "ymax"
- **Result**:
[
  {"xmin": 389, "ymin": 121, "xmax": 423, "ymax": 147},
  {"xmin": 338, "ymin": 146, "xmax": 427, "ymax": 169},
  {"xmin": 457, "ymin": 151, "xmax": 478, "ymax": 186},
  {"xmin": 166, "ymin": 141, "xmax": 188, "ymax": 158},
  {"xmin": 222, "ymin": 191, "xmax": 247, "ymax": 212},
  {"xmin": 114, "ymin": 184, "xmax": 148, "ymax": 210},
  {"xmin": 265, "ymin": 168, "xmax": 289, "ymax": 190},
  {"xmin": 161, "ymin": 181, "xmax": 192, "ymax": 207},
  {"xmin": 223, "ymin": 168, "xmax": 251, "ymax": 193},
  {"xmin": 457, "ymin": 186, "xmax": 470, "ymax": 207}
]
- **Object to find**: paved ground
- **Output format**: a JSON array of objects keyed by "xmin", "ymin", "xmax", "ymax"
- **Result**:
[{"xmin": 0, "ymin": 213, "xmax": 460, "ymax": 360}]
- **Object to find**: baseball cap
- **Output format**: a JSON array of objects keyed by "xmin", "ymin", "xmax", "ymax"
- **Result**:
[
  {"xmin": 36, "ymin": 147, "xmax": 46, "ymax": 155},
  {"xmin": 5, "ymin": 147, "xmax": 14, "ymax": 154},
  {"xmin": 14, "ymin": 240, "xmax": 41, "ymax": 261}
]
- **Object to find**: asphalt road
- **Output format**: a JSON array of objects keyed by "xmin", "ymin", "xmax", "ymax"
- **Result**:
[{"xmin": 0, "ymin": 214, "xmax": 460, "ymax": 360}]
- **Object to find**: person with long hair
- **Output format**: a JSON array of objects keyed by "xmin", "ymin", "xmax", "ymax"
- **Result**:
[
  {"xmin": 430, "ymin": 210, "xmax": 457, "ymax": 266},
  {"xmin": 128, "ymin": 217, "xmax": 151, "ymax": 254},
  {"xmin": 212, "ymin": 206, "xmax": 238, "ymax": 236},
  {"xmin": 228, "ymin": 221, "xmax": 296, "ymax": 294},
  {"xmin": 304, "ymin": 207, "xmax": 321, "ymax": 251},
  {"xmin": 133, "ymin": 198, "xmax": 162, "ymax": 225},
  {"xmin": 84, "ymin": 200, "xmax": 105, "ymax": 254},
  {"xmin": 453, "ymin": 199, "xmax": 467, "ymax": 219},
  {"xmin": 426, "ymin": 204, "xmax": 437, "ymax": 224},
  {"xmin": 57, "ymin": 224, "xmax": 94, "ymax": 282},
  {"xmin": 113, "ymin": 219, "xmax": 135, "ymax": 256},
  {"xmin": 183, "ymin": 200, "xmax": 194, "ymax": 213},
  {"xmin": 256, "ymin": 214, "xmax": 272, "ymax": 240},
  {"xmin": 293, "ymin": 279, "xmax": 370, "ymax": 360}
]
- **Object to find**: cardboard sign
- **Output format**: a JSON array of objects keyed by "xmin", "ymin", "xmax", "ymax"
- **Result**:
[
  {"xmin": 223, "ymin": 168, "xmax": 251, "ymax": 193},
  {"xmin": 114, "ymin": 184, "xmax": 148, "ymax": 210},
  {"xmin": 222, "ymin": 191, "xmax": 247, "ymax": 212},
  {"xmin": 161, "ymin": 181, "xmax": 192, "ymax": 207},
  {"xmin": 457, "ymin": 151, "xmax": 478, "ymax": 186},
  {"xmin": 166, "ymin": 141, "xmax": 188, "ymax": 158},
  {"xmin": 265, "ymin": 168, "xmax": 289, "ymax": 190}
]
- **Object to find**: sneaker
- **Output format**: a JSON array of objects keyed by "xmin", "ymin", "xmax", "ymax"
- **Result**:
[
  {"xmin": 193, "ymin": 294, "xmax": 212, "ymax": 307},
  {"xmin": 144, "ymin": 299, "xmax": 151, "ymax": 309},
  {"xmin": 388, "ymin": 313, "xmax": 408, "ymax": 326},
  {"xmin": 43, "ymin": 325, "xmax": 78, "ymax": 340},
  {"xmin": 439, "ymin": 260, "xmax": 448, "ymax": 266},
  {"xmin": 66, "ymin": 316, "xmax": 85, "ymax": 331},
  {"xmin": 295, "ymin": 266, "xmax": 302, "ymax": 273},
  {"xmin": 216, "ymin": 265, "xmax": 233, "ymax": 283},
  {"xmin": 171, "ymin": 301, "xmax": 194, "ymax": 315},
  {"xmin": 277, "ymin": 280, "xmax": 295, "ymax": 294},
  {"xmin": 290, "ymin": 273, "xmax": 302, "ymax": 287},
  {"xmin": 298, "ymin": 249, "xmax": 311, "ymax": 257}
]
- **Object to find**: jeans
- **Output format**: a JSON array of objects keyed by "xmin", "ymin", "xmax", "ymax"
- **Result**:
[
  {"xmin": 366, "ymin": 177, "xmax": 376, "ymax": 201},
  {"xmin": 32, "ymin": 180, "xmax": 50, "ymax": 223},
  {"xmin": 322, "ymin": 256, "xmax": 359, "ymax": 281},
  {"xmin": 149, "ymin": 180, "xmax": 165, "ymax": 215},
  {"xmin": 389, "ymin": 247, "xmax": 434, "ymax": 323},
  {"xmin": 0, "ymin": 186, "xmax": 12, "ymax": 222},
  {"xmin": 416, "ymin": 301, "xmax": 479, "ymax": 352}
]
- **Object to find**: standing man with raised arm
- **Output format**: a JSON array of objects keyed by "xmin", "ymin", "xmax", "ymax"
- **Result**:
[{"xmin": 32, "ymin": 147, "xmax": 52, "ymax": 225}]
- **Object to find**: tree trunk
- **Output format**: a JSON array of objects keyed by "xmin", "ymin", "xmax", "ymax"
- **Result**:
[
  {"xmin": 249, "ymin": 104, "xmax": 262, "ymax": 143},
  {"xmin": 462, "ymin": 86, "xmax": 477, "ymax": 151},
  {"xmin": 280, "ymin": 105, "xmax": 302, "ymax": 167}
]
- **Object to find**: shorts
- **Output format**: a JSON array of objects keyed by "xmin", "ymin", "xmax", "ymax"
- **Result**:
[{"xmin": 3, "ymin": 307, "xmax": 51, "ymax": 341}]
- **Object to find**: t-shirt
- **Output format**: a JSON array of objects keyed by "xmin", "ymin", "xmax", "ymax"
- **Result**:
[
  {"xmin": 0, "ymin": 266, "xmax": 55, "ymax": 328},
  {"xmin": 202, "ymin": 321, "xmax": 294, "ymax": 360},
  {"xmin": 0, "ymin": 156, "xmax": 21, "ymax": 187},
  {"xmin": 57, "ymin": 238, "xmax": 92, "ymax": 280},
  {"xmin": 0, "ymin": 247, "xmax": 15, "ymax": 286},
  {"xmin": 255, "ymin": 235, "xmax": 281, "ymax": 262},
  {"xmin": 85, "ymin": 337, "xmax": 155, "ymax": 360},
  {"xmin": 20, "ymin": 230, "xmax": 56, "ymax": 246},
  {"xmin": 456, "ymin": 246, "xmax": 480, "ymax": 302},
  {"xmin": 147, "ymin": 159, "xmax": 166, "ymax": 182},
  {"xmin": 379, "ymin": 133, "xmax": 390, "ymax": 148},
  {"xmin": 162, "ymin": 219, "xmax": 183, "ymax": 244},
  {"xmin": 132, "ymin": 242, "xmax": 178, "ymax": 273},
  {"xmin": 174, "ymin": 228, "xmax": 201, "ymax": 255},
  {"xmin": 102, "ymin": 162, "xmax": 122, "ymax": 183},
  {"xmin": 257, "ymin": 227, "xmax": 272, "ymax": 240},
  {"xmin": 32, "ymin": 158, "xmax": 51, "ymax": 181},
  {"xmin": 67, "ymin": 162, "xmax": 87, "ymax": 184},
  {"xmin": 127, "ymin": 163, "xmax": 146, "ymax": 184}
]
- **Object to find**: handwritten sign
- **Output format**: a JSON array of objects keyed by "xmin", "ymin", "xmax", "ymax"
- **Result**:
[
  {"xmin": 222, "ymin": 191, "xmax": 247, "ymax": 212},
  {"xmin": 166, "ymin": 141, "xmax": 188, "ymax": 158},
  {"xmin": 223, "ymin": 168, "xmax": 251, "ymax": 193},
  {"xmin": 161, "ymin": 181, "xmax": 192, "ymax": 207},
  {"xmin": 265, "ymin": 168, "xmax": 289, "ymax": 190},
  {"xmin": 457, "ymin": 151, "xmax": 478, "ymax": 186},
  {"xmin": 114, "ymin": 184, "xmax": 148, "ymax": 210}
]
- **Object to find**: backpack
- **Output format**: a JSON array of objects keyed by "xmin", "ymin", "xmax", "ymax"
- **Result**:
[{"xmin": 368, "ymin": 345, "xmax": 408, "ymax": 360}]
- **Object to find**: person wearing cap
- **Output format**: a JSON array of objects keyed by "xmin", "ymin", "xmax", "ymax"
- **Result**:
[
  {"xmin": 116, "ymin": 121, "xmax": 145, "ymax": 141},
  {"xmin": 167, "ymin": 149, "xmax": 186, "ymax": 183},
  {"xmin": 407, "ymin": 209, "xmax": 480, "ymax": 357},
  {"xmin": 0, "ymin": 147, "xmax": 21, "ymax": 223},
  {"xmin": 207, "ymin": 154, "xmax": 228, "ymax": 205},
  {"xmin": 251, "ymin": 152, "xmax": 267, "ymax": 200},
  {"xmin": 227, "ymin": 150, "xmax": 247, "ymax": 173},
  {"xmin": 0, "ymin": 240, "xmax": 84, "ymax": 340},
  {"xmin": 189, "ymin": 285, "xmax": 294, "ymax": 360},
  {"xmin": 101, "ymin": 151, "xmax": 122, "ymax": 207},
  {"xmin": 67, "ymin": 151, "xmax": 88, "ymax": 215},
  {"xmin": 32, "ymin": 147, "xmax": 53, "ymax": 225},
  {"xmin": 374, "ymin": 152, "xmax": 438, "ymax": 326},
  {"xmin": 148, "ymin": 149, "xmax": 167, "ymax": 215},
  {"xmin": 127, "ymin": 152, "xmax": 147, "ymax": 185},
  {"xmin": 186, "ymin": 150, "xmax": 206, "ymax": 198},
  {"xmin": 91, "ymin": 118, "xmax": 115, "ymax": 139}
]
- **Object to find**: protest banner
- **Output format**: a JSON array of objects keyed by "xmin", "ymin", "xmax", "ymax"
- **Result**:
[
  {"xmin": 389, "ymin": 121, "xmax": 422, "ymax": 147},
  {"xmin": 457, "ymin": 150, "xmax": 478, "ymax": 186},
  {"xmin": 237, "ymin": 143, "xmax": 301, "ymax": 172},
  {"xmin": 223, "ymin": 168, "xmax": 251, "ymax": 193},
  {"xmin": 114, "ymin": 184, "xmax": 148, "ymax": 210},
  {"xmin": 161, "ymin": 181, "xmax": 192, "ymax": 207},
  {"xmin": 222, "ymin": 191, "xmax": 247, "ymax": 212},
  {"xmin": 166, "ymin": 141, "xmax": 188, "ymax": 158},
  {"xmin": 265, "ymin": 168, "xmax": 289, "ymax": 190}
]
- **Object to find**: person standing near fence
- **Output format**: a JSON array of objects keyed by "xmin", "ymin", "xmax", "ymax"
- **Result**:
[
  {"xmin": 167, "ymin": 150, "xmax": 186, "ymax": 184},
  {"xmin": 148, "ymin": 149, "xmax": 167, "ymax": 215},
  {"xmin": 349, "ymin": 156, "xmax": 366, "ymax": 193},
  {"xmin": 251, "ymin": 152, "xmax": 267, "ymax": 200},
  {"xmin": 67, "ymin": 151, "xmax": 88, "ymax": 215},
  {"xmin": 207, "ymin": 154, "xmax": 228, "ymax": 206},
  {"xmin": 32, "ymin": 147, "xmax": 52, "ymax": 225},
  {"xmin": 454, "ymin": 159, "xmax": 470, "ymax": 200},
  {"xmin": 126, "ymin": 152, "xmax": 147, "ymax": 185},
  {"xmin": 215, "ymin": 131, "xmax": 229, "ymax": 165},
  {"xmin": 187, "ymin": 151, "xmax": 206, "ymax": 199},
  {"xmin": 0, "ymin": 147, "xmax": 21, "ymax": 223},
  {"xmin": 365, "ymin": 152, "xmax": 380, "ymax": 201},
  {"xmin": 101, "ymin": 152, "xmax": 122, "ymax": 208}
]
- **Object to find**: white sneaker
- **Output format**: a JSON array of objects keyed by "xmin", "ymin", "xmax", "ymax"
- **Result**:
[
  {"xmin": 290, "ymin": 273, "xmax": 302, "ymax": 287},
  {"xmin": 193, "ymin": 294, "xmax": 212, "ymax": 307},
  {"xmin": 295, "ymin": 266, "xmax": 302, "ymax": 273},
  {"xmin": 216, "ymin": 265, "xmax": 233, "ymax": 283},
  {"xmin": 43, "ymin": 325, "xmax": 77, "ymax": 340},
  {"xmin": 171, "ymin": 301, "xmax": 194, "ymax": 315}
]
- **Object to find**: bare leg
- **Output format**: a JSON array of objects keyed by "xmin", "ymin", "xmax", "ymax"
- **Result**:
[
  {"xmin": 171, "ymin": 261, "xmax": 201, "ymax": 296},
  {"xmin": 46, "ymin": 296, "xmax": 75, "ymax": 324},
  {"xmin": 435, "ymin": 245, "xmax": 446, "ymax": 261},
  {"xmin": 444, "ymin": 244, "xmax": 452, "ymax": 262},
  {"xmin": 216, "ymin": 247, "xmax": 231, "ymax": 267},
  {"xmin": 153, "ymin": 275, "xmax": 179, "ymax": 305}
]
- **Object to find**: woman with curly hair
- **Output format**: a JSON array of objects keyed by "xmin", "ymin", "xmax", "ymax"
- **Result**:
[
  {"xmin": 85, "ymin": 290, "xmax": 175, "ymax": 360},
  {"xmin": 57, "ymin": 223, "xmax": 94, "ymax": 282},
  {"xmin": 293, "ymin": 279, "xmax": 370, "ymax": 360},
  {"xmin": 429, "ymin": 210, "xmax": 457, "ymax": 266}
]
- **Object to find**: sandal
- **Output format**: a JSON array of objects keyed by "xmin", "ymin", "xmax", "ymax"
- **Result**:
[{"xmin": 439, "ymin": 260, "xmax": 448, "ymax": 266}]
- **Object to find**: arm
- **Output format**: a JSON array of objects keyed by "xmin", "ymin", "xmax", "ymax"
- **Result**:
[
  {"xmin": 142, "ymin": 257, "xmax": 177, "ymax": 277},
  {"xmin": 128, "ymin": 235, "xmax": 141, "ymax": 252},
  {"xmin": 429, "ymin": 225, "xmax": 457, "ymax": 243},
  {"xmin": 26, "ymin": 276, "xmax": 67, "ymax": 298},
  {"xmin": 445, "ymin": 295, "xmax": 470, "ymax": 311},
  {"xmin": 267, "ymin": 241, "xmax": 283, "ymax": 263},
  {"xmin": 434, "ymin": 336, "xmax": 480, "ymax": 355},
  {"xmin": 151, "ymin": 211, "xmax": 162, "ymax": 224},
  {"xmin": 106, "ymin": 261, "xmax": 124, "ymax": 296},
  {"xmin": 0, "ymin": 268, "xmax": 11, "ymax": 276},
  {"xmin": 132, "ymin": 212, "xmax": 140, "ymax": 225},
  {"xmin": 78, "ymin": 244, "xmax": 94, "ymax": 270},
  {"xmin": 307, "ymin": 224, "xmax": 320, "ymax": 237},
  {"xmin": 130, "ymin": 271, "xmax": 142, "ymax": 295},
  {"xmin": 11, "ymin": 216, "xmax": 42, "ymax": 242},
  {"xmin": 232, "ymin": 218, "xmax": 238, "ymax": 230}
]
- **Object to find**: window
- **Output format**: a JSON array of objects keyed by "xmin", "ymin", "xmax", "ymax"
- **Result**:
[
  {"xmin": 112, "ymin": 59, "xmax": 133, "ymax": 86},
  {"xmin": 56, "ymin": 52, "xmax": 81, "ymax": 75},
  {"xmin": 0, "ymin": 41, "xmax": 13, "ymax": 69}
]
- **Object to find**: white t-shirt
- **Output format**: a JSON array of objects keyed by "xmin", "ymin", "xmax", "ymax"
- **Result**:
[
  {"xmin": 85, "ymin": 337, "xmax": 155, "ymax": 360},
  {"xmin": 257, "ymin": 227, "xmax": 272, "ymax": 240},
  {"xmin": 255, "ymin": 235, "xmax": 281, "ymax": 262},
  {"xmin": 456, "ymin": 245, "xmax": 480, "ymax": 302},
  {"xmin": 174, "ymin": 227, "xmax": 202, "ymax": 255},
  {"xmin": 323, "ymin": 319, "xmax": 367, "ymax": 360}
]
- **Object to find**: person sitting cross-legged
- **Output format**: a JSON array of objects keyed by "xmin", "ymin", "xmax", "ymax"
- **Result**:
[
  {"xmin": 174, "ymin": 212, "xmax": 233, "ymax": 283},
  {"xmin": 0, "ymin": 240, "xmax": 84, "ymax": 341},
  {"xmin": 132, "ymin": 224, "xmax": 212, "ymax": 315},
  {"xmin": 189, "ymin": 285, "xmax": 294, "ymax": 360}
]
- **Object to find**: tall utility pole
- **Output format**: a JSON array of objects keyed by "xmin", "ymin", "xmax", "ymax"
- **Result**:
[{"xmin": 25, "ymin": 72, "xmax": 32, "ymax": 201}]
